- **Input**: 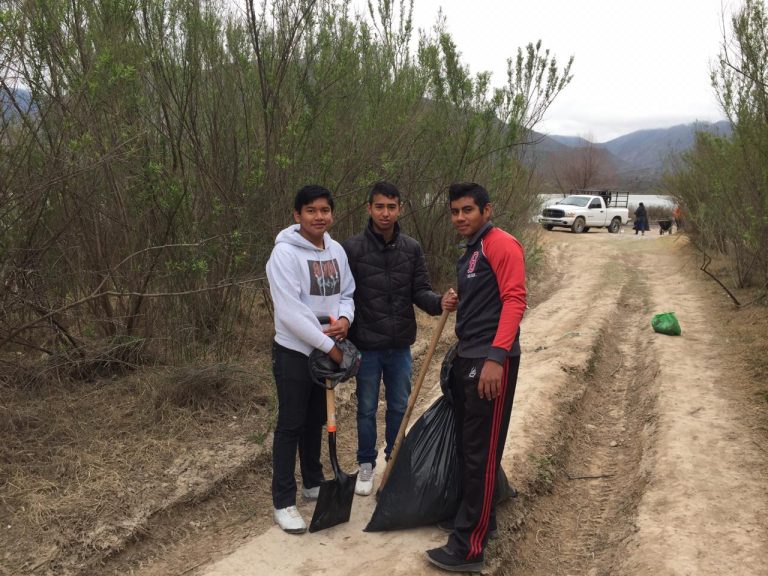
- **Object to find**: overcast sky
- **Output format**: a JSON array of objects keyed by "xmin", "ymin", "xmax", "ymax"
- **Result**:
[{"xmin": 393, "ymin": 0, "xmax": 737, "ymax": 142}]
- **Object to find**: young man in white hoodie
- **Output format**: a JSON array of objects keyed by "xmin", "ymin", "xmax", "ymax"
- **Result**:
[{"xmin": 265, "ymin": 184, "xmax": 355, "ymax": 534}]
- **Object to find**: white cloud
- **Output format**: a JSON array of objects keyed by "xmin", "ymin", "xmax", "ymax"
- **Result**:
[{"xmin": 403, "ymin": 0, "xmax": 734, "ymax": 141}]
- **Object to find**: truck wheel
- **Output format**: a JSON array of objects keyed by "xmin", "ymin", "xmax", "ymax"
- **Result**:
[
  {"xmin": 608, "ymin": 217, "xmax": 621, "ymax": 234},
  {"xmin": 571, "ymin": 217, "xmax": 586, "ymax": 233},
  {"xmin": 542, "ymin": 224, "xmax": 554, "ymax": 231}
]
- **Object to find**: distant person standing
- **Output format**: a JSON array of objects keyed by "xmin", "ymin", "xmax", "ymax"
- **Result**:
[
  {"xmin": 426, "ymin": 182, "xmax": 526, "ymax": 573},
  {"xmin": 633, "ymin": 202, "xmax": 649, "ymax": 235},
  {"xmin": 673, "ymin": 204, "xmax": 684, "ymax": 232},
  {"xmin": 266, "ymin": 184, "xmax": 355, "ymax": 534},
  {"xmin": 342, "ymin": 181, "xmax": 457, "ymax": 496}
]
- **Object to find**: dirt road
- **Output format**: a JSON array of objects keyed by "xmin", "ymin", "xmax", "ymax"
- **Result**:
[{"xmin": 127, "ymin": 228, "xmax": 768, "ymax": 575}]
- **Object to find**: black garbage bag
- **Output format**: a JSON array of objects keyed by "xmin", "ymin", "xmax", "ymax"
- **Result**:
[
  {"xmin": 308, "ymin": 338, "xmax": 361, "ymax": 389},
  {"xmin": 495, "ymin": 463, "xmax": 515, "ymax": 504},
  {"xmin": 366, "ymin": 396, "xmax": 457, "ymax": 532},
  {"xmin": 439, "ymin": 342, "xmax": 459, "ymax": 405},
  {"xmin": 365, "ymin": 396, "xmax": 514, "ymax": 532}
]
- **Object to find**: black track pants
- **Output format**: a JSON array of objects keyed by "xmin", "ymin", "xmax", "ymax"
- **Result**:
[
  {"xmin": 448, "ymin": 355, "xmax": 520, "ymax": 560},
  {"xmin": 271, "ymin": 342, "xmax": 327, "ymax": 509}
]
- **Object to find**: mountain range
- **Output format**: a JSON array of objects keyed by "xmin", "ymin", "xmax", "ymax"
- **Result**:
[
  {"xmin": 3, "ymin": 85, "xmax": 729, "ymax": 192},
  {"xmin": 529, "ymin": 120, "xmax": 732, "ymax": 192}
]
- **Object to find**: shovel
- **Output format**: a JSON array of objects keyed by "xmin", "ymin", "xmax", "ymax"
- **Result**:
[
  {"xmin": 307, "ymin": 324, "xmax": 358, "ymax": 533},
  {"xmin": 376, "ymin": 309, "xmax": 449, "ymax": 497}
]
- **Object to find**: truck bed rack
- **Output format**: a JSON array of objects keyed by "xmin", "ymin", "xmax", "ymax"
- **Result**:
[{"xmin": 571, "ymin": 188, "xmax": 629, "ymax": 208}]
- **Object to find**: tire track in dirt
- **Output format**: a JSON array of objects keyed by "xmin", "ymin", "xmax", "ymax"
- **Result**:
[
  {"xmin": 496, "ymin": 257, "xmax": 658, "ymax": 576},
  {"xmin": 490, "ymin": 232, "xmax": 767, "ymax": 576},
  {"xmin": 615, "ymin": 241, "xmax": 768, "ymax": 575}
]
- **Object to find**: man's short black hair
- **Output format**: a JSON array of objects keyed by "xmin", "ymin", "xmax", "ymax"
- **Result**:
[
  {"xmin": 448, "ymin": 182, "xmax": 490, "ymax": 211},
  {"xmin": 294, "ymin": 184, "xmax": 334, "ymax": 212},
  {"xmin": 368, "ymin": 181, "xmax": 401, "ymax": 204}
]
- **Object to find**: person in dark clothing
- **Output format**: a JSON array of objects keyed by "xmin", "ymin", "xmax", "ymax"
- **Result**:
[
  {"xmin": 673, "ymin": 205, "xmax": 684, "ymax": 232},
  {"xmin": 342, "ymin": 181, "xmax": 457, "ymax": 496},
  {"xmin": 426, "ymin": 182, "xmax": 526, "ymax": 573},
  {"xmin": 633, "ymin": 202, "xmax": 650, "ymax": 235}
]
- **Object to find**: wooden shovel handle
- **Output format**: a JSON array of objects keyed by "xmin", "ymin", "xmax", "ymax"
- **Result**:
[
  {"xmin": 326, "ymin": 382, "xmax": 336, "ymax": 432},
  {"xmin": 377, "ymin": 309, "xmax": 450, "ymax": 493}
]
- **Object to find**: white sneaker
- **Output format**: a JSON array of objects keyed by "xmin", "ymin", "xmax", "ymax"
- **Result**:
[
  {"xmin": 273, "ymin": 505, "xmax": 307, "ymax": 534},
  {"xmin": 301, "ymin": 485, "xmax": 320, "ymax": 500},
  {"xmin": 355, "ymin": 463, "xmax": 375, "ymax": 496}
]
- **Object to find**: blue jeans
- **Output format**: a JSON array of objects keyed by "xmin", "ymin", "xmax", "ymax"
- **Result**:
[{"xmin": 356, "ymin": 348, "xmax": 413, "ymax": 466}]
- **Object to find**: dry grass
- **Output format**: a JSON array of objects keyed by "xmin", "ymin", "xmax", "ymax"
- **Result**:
[
  {"xmin": 0, "ymin": 347, "xmax": 275, "ymax": 574},
  {"xmin": 718, "ymin": 292, "xmax": 768, "ymax": 413},
  {"xmin": 152, "ymin": 363, "xmax": 270, "ymax": 412}
]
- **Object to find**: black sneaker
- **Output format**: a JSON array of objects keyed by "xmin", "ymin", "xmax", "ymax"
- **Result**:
[
  {"xmin": 436, "ymin": 519, "xmax": 499, "ymax": 539},
  {"xmin": 426, "ymin": 546, "xmax": 484, "ymax": 573}
]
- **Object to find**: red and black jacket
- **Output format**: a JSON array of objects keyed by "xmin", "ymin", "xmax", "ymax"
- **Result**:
[{"xmin": 455, "ymin": 222, "xmax": 526, "ymax": 363}]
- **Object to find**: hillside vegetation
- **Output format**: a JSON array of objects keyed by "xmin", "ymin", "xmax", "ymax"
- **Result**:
[
  {"xmin": 663, "ymin": 0, "xmax": 768, "ymax": 294},
  {"xmin": 531, "ymin": 121, "xmax": 731, "ymax": 194},
  {"xmin": 0, "ymin": 0, "xmax": 571, "ymax": 369},
  {"xmin": 0, "ymin": 1, "xmax": 573, "ymax": 570}
]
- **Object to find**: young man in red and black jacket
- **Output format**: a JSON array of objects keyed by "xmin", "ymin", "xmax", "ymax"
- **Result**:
[{"xmin": 426, "ymin": 182, "xmax": 527, "ymax": 573}]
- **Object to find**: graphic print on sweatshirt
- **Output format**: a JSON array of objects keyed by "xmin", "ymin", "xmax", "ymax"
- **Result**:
[{"xmin": 308, "ymin": 258, "xmax": 341, "ymax": 296}]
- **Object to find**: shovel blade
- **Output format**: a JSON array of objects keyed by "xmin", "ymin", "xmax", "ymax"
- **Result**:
[
  {"xmin": 308, "ymin": 470, "xmax": 357, "ymax": 533},
  {"xmin": 309, "ymin": 391, "xmax": 356, "ymax": 533}
]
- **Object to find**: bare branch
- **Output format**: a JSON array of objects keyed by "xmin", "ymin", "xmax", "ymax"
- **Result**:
[
  {"xmin": 0, "ymin": 275, "xmax": 268, "ymax": 351},
  {"xmin": 693, "ymin": 242, "xmax": 742, "ymax": 306}
]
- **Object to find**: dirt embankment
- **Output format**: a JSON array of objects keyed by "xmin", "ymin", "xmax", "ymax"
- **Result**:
[{"xmin": 4, "ymin": 228, "xmax": 767, "ymax": 576}]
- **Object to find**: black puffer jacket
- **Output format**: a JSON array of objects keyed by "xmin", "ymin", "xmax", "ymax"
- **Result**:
[{"xmin": 342, "ymin": 220, "xmax": 442, "ymax": 350}]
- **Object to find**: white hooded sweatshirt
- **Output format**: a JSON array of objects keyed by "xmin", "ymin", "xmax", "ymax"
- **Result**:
[{"xmin": 266, "ymin": 224, "xmax": 355, "ymax": 356}]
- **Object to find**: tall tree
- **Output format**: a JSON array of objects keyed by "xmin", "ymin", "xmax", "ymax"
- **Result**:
[{"xmin": 664, "ymin": 0, "xmax": 768, "ymax": 290}]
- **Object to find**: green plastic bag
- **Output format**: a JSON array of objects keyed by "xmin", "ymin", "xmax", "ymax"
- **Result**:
[{"xmin": 651, "ymin": 312, "xmax": 681, "ymax": 336}]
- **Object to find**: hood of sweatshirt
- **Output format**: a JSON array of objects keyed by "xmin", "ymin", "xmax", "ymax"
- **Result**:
[
  {"xmin": 274, "ymin": 224, "xmax": 332, "ymax": 252},
  {"xmin": 266, "ymin": 224, "xmax": 355, "ymax": 356}
]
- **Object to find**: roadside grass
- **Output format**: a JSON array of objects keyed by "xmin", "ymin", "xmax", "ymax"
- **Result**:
[
  {"xmin": 528, "ymin": 453, "xmax": 556, "ymax": 490},
  {"xmin": 721, "ymin": 294, "xmax": 768, "ymax": 416},
  {"xmin": 0, "ymin": 351, "xmax": 275, "ymax": 574}
]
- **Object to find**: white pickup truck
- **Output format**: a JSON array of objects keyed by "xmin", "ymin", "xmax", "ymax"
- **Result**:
[{"xmin": 539, "ymin": 190, "xmax": 630, "ymax": 234}]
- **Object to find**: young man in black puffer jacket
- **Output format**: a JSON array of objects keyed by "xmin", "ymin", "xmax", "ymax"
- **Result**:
[{"xmin": 342, "ymin": 181, "xmax": 457, "ymax": 496}]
